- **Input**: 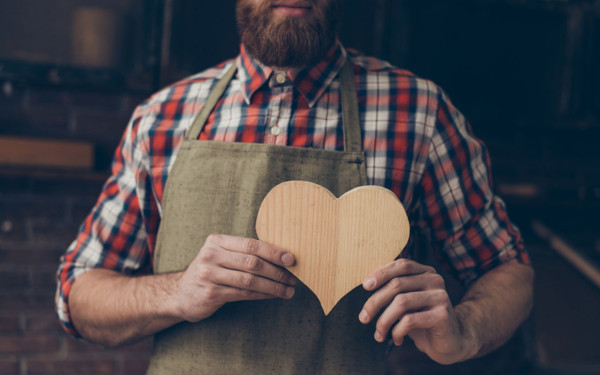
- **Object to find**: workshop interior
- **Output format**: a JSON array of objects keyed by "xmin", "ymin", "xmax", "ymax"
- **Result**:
[{"xmin": 0, "ymin": 0, "xmax": 599, "ymax": 374}]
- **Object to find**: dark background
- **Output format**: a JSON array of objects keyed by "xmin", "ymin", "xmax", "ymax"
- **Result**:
[{"xmin": 0, "ymin": 0, "xmax": 599, "ymax": 374}]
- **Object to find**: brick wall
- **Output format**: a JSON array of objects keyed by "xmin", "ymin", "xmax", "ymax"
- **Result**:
[
  {"xmin": 0, "ymin": 84, "xmax": 152, "ymax": 375},
  {"xmin": 0, "ymin": 82, "xmax": 148, "ymax": 170}
]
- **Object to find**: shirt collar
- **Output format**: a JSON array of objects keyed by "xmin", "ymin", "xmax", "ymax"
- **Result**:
[{"xmin": 237, "ymin": 41, "xmax": 347, "ymax": 108}]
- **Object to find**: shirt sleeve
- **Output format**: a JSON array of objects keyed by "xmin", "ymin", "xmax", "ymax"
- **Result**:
[
  {"xmin": 417, "ymin": 88, "xmax": 530, "ymax": 286},
  {"xmin": 55, "ymin": 108, "xmax": 152, "ymax": 337}
]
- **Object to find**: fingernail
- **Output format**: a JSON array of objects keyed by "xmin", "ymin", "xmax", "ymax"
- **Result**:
[
  {"xmin": 364, "ymin": 278, "xmax": 375, "ymax": 290},
  {"xmin": 281, "ymin": 253, "xmax": 295, "ymax": 266},
  {"xmin": 285, "ymin": 287, "xmax": 295, "ymax": 298},
  {"xmin": 359, "ymin": 309, "xmax": 368, "ymax": 323},
  {"xmin": 374, "ymin": 331, "xmax": 382, "ymax": 342}
]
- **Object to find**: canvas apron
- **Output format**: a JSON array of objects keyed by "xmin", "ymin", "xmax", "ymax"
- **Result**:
[{"xmin": 146, "ymin": 60, "xmax": 387, "ymax": 374}]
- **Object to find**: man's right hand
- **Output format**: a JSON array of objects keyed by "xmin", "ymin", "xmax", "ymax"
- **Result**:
[
  {"xmin": 168, "ymin": 234, "xmax": 297, "ymax": 323},
  {"xmin": 68, "ymin": 234, "xmax": 296, "ymax": 346}
]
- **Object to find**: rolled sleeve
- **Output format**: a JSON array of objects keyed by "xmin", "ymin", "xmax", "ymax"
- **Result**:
[
  {"xmin": 418, "ymin": 88, "xmax": 529, "ymax": 285},
  {"xmin": 55, "ymin": 111, "xmax": 152, "ymax": 336}
]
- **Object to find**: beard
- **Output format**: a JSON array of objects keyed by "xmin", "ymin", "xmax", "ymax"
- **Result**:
[{"xmin": 236, "ymin": 0, "xmax": 342, "ymax": 68}]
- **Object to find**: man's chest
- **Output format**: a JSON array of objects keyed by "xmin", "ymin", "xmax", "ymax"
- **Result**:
[
  {"xmin": 197, "ymin": 85, "xmax": 346, "ymax": 150},
  {"xmin": 143, "ymin": 91, "xmax": 427, "ymax": 213}
]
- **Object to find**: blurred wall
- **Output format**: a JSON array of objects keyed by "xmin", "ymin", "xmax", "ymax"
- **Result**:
[{"xmin": 0, "ymin": 0, "xmax": 142, "ymax": 67}]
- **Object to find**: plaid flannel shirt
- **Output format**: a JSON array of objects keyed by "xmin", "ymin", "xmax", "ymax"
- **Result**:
[{"xmin": 56, "ymin": 42, "xmax": 529, "ymax": 336}]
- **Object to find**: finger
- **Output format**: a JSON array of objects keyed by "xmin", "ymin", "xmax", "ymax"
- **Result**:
[
  {"xmin": 197, "ymin": 241, "xmax": 297, "ymax": 285},
  {"xmin": 363, "ymin": 259, "xmax": 436, "ymax": 291},
  {"xmin": 217, "ymin": 285, "xmax": 281, "ymax": 303},
  {"xmin": 214, "ymin": 268, "xmax": 295, "ymax": 300},
  {"xmin": 207, "ymin": 234, "xmax": 295, "ymax": 267},
  {"xmin": 360, "ymin": 272, "xmax": 445, "ymax": 324},
  {"xmin": 374, "ymin": 290, "xmax": 446, "ymax": 343},
  {"xmin": 223, "ymin": 251, "xmax": 297, "ymax": 286},
  {"xmin": 390, "ymin": 306, "xmax": 446, "ymax": 346}
]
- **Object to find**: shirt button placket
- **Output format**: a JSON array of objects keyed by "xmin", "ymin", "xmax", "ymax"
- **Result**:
[{"xmin": 266, "ymin": 72, "xmax": 288, "ymax": 145}]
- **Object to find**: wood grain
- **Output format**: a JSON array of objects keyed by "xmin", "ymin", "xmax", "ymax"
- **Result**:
[
  {"xmin": 0, "ymin": 136, "xmax": 94, "ymax": 169},
  {"xmin": 256, "ymin": 181, "xmax": 410, "ymax": 315}
]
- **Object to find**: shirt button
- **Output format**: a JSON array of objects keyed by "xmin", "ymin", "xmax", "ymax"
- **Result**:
[
  {"xmin": 275, "ymin": 74, "xmax": 286, "ymax": 84},
  {"xmin": 270, "ymin": 126, "xmax": 281, "ymax": 136}
]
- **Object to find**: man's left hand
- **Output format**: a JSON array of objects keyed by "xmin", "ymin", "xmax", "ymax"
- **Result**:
[{"xmin": 359, "ymin": 259, "xmax": 476, "ymax": 365}]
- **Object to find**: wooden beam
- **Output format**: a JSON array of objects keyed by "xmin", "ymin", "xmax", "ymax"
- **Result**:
[
  {"xmin": 0, "ymin": 136, "xmax": 94, "ymax": 170},
  {"xmin": 532, "ymin": 220, "xmax": 600, "ymax": 290}
]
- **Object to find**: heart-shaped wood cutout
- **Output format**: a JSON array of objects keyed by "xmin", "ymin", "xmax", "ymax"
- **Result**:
[{"xmin": 256, "ymin": 181, "xmax": 410, "ymax": 315}]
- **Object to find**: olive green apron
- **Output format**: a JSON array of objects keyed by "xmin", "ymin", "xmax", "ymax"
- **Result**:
[{"xmin": 146, "ymin": 59, "xmax": 387, "ymax": 374}]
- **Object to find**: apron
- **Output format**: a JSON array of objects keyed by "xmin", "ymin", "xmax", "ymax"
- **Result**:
[
  {"xmin": 146, "ymin": 59, "xmax": 387, "ymax": 374},
  {"xmin": 145, "ymin": 57, "xmax": 531, "ymax": 375}
]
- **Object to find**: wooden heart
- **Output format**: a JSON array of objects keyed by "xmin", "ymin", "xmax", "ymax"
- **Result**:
[{"xmin": 256, "ymin": 181, "xmax": 410, "ymax": 315}]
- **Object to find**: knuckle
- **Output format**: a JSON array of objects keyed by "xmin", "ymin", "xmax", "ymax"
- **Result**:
[
  {"xmin": 272, "ymin": 283, "xmax": 286, "ymax": 296},
  {"xmin": 392, "ymin": 294, "xmax": 408, "ymax": 308},
  {"xmin": 245, "ymin": 256, "xmax": 261, "ymax": 272},
  {"xmin": 428, "ymin": 273, "xmax": 445, "ymax": 289},
  {"xmin": 204, "ymin": 285, "xmax": 218, "ymax": 301},
  {"xmin": 266, "ymin": 245, "xmax": 279, "ymax": 260},
  {"xmin": 391, "ymin": 331, "xmax": 403, "ymax": 343},
  {"xmin": 375, "ymin": 268, "xmax": 389, "ymax": 282},
  {"xmin": 199, "ymin": 247, "xmax": 216, "ymax": 263},
  {"xmin": 395, "ymin": 259, "xmax": 411, "ymax": 274},
  {"xmin": 241, "ymin": 273, "xmax": 256, "ymax": 288},
  {"xmin": 435, "ymin": 306, "xmax": 449, "ymax": 321},
  {"xmin": 376, "ymin": 319, "xmax": 391, "ymax": 333},
  {"xmin": 364, "ymin": 297, "xmax": 378, "ymax": 311},
  {"xmin": 431, "ymin": 289, "xmax": 450, "ymax": 306},
  {"xmin": 276, "ymin": 268, "xmax": 287, "ymax": 283},
  {"xmin": 196, "ymin": 265, "xmax": 212, "ymax": 281},
  {"xmin": 403, "ymin": 313, "xmax": 416, "ymax": 329},
  {"xmin": 243, "ymin": 238, "xmax": 259, "ymax": 255},
  {"xmin": 431, "ymin": 289, "xmax": 449, "ymax": 302},
  {"xmin": 389, "ymin": 277, "xmax": 403, "ymax": 290}
]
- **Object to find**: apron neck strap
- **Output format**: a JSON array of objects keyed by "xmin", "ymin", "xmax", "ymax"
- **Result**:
[
  {"xmin": 186, "ymin": 59, "xmax": 363, "ymax": 153},
  {"xmin": 186, "ymin": 63, "xmax": 238, "ymax": 141},
  {"xmin": 339, "ymin": 59, "xmax": 362, "ymax": 152}
]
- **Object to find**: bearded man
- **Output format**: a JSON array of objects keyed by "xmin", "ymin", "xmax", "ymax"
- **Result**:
[{"xmin": 56, "ymin": 0, "xmax": 534, "ymax": 374}]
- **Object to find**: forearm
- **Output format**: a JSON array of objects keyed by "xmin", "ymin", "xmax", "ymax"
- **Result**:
[
  {"xmin": 455, "ymin": 260, "xmax": 534, "ymax": 360},
  {"xmin": 69, "ymin": 268, "xmax": 183, "ymax": 347},
  {"xmin": 68, "ymin": 235, "xmax": 297, "ymax": 347}
]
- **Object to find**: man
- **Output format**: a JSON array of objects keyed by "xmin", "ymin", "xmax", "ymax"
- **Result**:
[{"xmin": 56, "ymin": 0, "xmax": 534, "ymax": 374}]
